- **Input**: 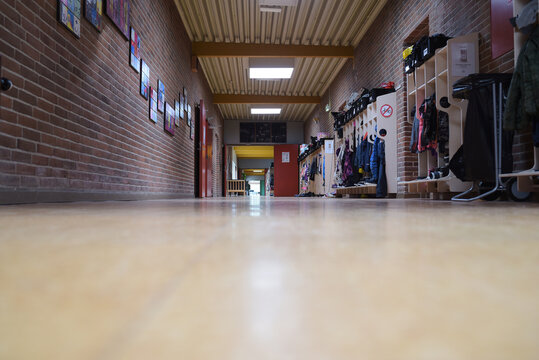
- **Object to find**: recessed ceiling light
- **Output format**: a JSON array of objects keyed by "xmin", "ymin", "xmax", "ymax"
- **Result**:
[
  {"xmin": 249, "ymin": 58, "xmax": 295, "ymax": 79},
  {"xmin": 249, "ymin": 67, "xmax": 293, "ymax": 79},
  {"xmin": 251, "ymin": 108, "xmax": 282, "ymax": 115},
  {"xmin": 260, "ymin": 6, "xmax": 281, "ymax": 13},
  {"xmin": 260, "ymin": 0, "xmax": 298, "ymax": 6}
]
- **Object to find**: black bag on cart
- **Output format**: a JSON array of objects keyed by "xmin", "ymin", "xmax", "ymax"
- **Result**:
[{"xmin": 451, "ymin": 73, "xmax": 514, "ymax": 181}]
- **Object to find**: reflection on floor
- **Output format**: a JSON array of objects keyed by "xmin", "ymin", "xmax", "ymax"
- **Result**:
[{"xmin": 1, "ymin": 197, "xmax": 538, "ymax": 360}]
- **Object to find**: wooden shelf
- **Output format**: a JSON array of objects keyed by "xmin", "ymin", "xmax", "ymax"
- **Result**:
[
  {"xmin": 399, "ymin": 176, "xmax": 452, "ymax": 185},
  {"xmin": 399, "ymin": 176, "xmax": 454, "ymax": 194},
  {"xmin": 336, "ymin": 184, "xmax": 377, "ymax": 196},
  {"xmin": 499, "ymin": 170, "xmax": 539, "ymax": 178},
  {"xmin": 404, "ymin": 33, "xmax": 479, "ymax": 195}
]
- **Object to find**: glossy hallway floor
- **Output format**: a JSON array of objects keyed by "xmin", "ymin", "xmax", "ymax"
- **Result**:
[{"xmin": 1, "ymin": 197, "xmax": 538, "ymax": 360}]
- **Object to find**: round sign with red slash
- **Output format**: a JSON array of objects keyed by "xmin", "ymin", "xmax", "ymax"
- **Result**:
[{"xmin": 380, "ymin": 104, "xmax": 393, "ymax": 118}]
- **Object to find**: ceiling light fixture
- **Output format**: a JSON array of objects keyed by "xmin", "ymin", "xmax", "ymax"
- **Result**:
[
  {"xmin": 251, "ymin": 108, "xmax": 282, "ymax": 115},
  {"xmin": 249, "ymin": 58, "xmax": 294, "ymax": 79},
  {"xmin": 260, "ymin": 0, "xmax": 298, "ymax": 6},
  {"xmin": 249, "ymin": 67, "xmax": 293, "ymax": 79},
  {"xmin": 260, "ymin": 6, "xmax": 281, "ymax": 13}
]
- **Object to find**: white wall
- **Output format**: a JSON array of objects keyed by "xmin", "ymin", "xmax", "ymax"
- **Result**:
[
  {"xmin": 287, "ymin": 122, "xmax": 304, "ymax": 144},
  {"xmin": 238, "ymin": 158, "xmax": 273, "ymax": 169},
  {"xmin": 231, "ymin": 147, "xmax": 238, "ymax": 180}
]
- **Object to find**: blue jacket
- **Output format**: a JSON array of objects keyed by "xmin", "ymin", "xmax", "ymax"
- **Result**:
[{"xmin": 370, "ymin": 136, "xmax": 380, "ymax": 181}]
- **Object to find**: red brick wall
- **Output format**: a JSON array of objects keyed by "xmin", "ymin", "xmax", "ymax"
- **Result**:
[
  {"xmin": 0, "ymin": 0, "xmax": 223, "ymax": 203},
  {"xmin": 304, "ymin": 0, "xmax": 533, "ymax": 192}
]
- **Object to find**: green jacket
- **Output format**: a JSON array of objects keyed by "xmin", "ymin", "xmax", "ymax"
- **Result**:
[{"xmin": 503, "ymin": 26, "xmax": 539, "ymax": 131}]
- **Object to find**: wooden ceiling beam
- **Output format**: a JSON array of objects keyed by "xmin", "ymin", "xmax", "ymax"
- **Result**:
[
  {"xmin": 193, "ymin": 42, "xmax": 354, "ymax": 58},
  {"xmin": 213, "ymin": 94, "xmax": 321, "ymax": 104}
]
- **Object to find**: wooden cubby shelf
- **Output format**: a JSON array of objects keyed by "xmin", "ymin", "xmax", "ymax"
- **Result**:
[{"xmin": 403, "ymin": 33, "xmax": 480, "ymax": 194}]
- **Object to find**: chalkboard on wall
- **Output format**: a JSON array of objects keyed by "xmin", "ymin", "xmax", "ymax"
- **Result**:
[
  {"xmin": 256, "ymin": 123, "xmax": 271, "ymax": 143},
  {"xmin": 239, "ymin": 122, "xmax": 287, "ymax": 143},
  {"xmin": 272, "ymin": 123, "xmax": 287, "ymax": 143},
  {"xmin": 240, "ymin": 123, "xmax": 256, "ymax": 143}
]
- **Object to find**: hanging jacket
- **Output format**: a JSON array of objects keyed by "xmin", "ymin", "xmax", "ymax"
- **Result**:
[
  {"xmin": 424, "ymin": 94, "xmax": 438, "ymax": 150},
  {"xmin": 370, "ymin": 135, "xmax": 380, "ymax": 182},
  {"xmin": 418, "ymin": 95, "xmax": 438, "ymax": 151},
  {"xmin": 417, "ymin": 104, "xmax": 425, "ymax": 152},
  {"xmin": 503, "ymin": 25, "xmax": 539, "ymax": 131},
  {"xmin": 410, "ymin": 105, "xmax": 419, "ymax": 153},
  {"xmin": 376, "ymin": 140, "xmax": 387, "ymax": 198},
  {"xmin": 323, "ymin": 154, "xmax": 326, "ymax": 183},
  {"xmin": 343, "ymin": 140, "xmax": 354, "ymax": 181},
  {"xmin": 354, "ymin": 134, "xmax": 362, "ymax": 169},
  {"xmin": 334, "ymin": 144, "xmax": 344, "ymax": 186},
  {"xmin": 358, "ymin": 134, "xmax": 372, "ymax": 172},
  {"xmin": 438, "ymin": 110, "xmax": 449, "ymax": 156},
  {"xmin": 309, "ymin": 156, "xmax": 317, "ymax": 181}
]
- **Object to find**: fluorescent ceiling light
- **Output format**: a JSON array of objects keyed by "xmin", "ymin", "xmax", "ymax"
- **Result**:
[
  {"xmin": 249, "ymin": 58, "xmax": 295, "ymax": 79},
  {"xmin": 260, "ymin": 6, "xmax": 281, "ymax": 13},
  {"xmin": 251, "ymin": 108, "xmax": 282, "ymax": 115},
  {"xmin": 249, "ymin": 67, "xmax": 293, "ymax": 79},
  {"xmin": 260, "ymin": 0, "xmax": 298, "ymax": 6}
]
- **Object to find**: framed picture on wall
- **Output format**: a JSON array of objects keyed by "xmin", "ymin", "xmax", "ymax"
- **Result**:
[
  {"xmin": 130, "ymin": 27, "xmax": 140, "ymax": 72},
  {"xmin": 140, "ymin": 60, "xmax": 149, "ymax": 99},
  {"xmin": 190, "ymin": 120, "xmax": 194, "ymax": 139},
  {"xmin": 187, "ymin": 104, "xmax": 192, "ymax": 127},
  {"xmin": 179, "ymin": 93, "xmax": 185, "ymax": 119},
  {"xmin": 157, "ymin": 80, "xmax": 165, "ymax": 113},
  {"xmin": 164, "ymin": 102, "xmax": 175, "ymax": 135},
  {"xmin": 58, "ymin": 0, "xmax": 81, "ymax": 38},
  {"xmin": 149, "ymin": 87, "xmax": 158, "ymax": 123},
  {"xmin": 106, "ymin": 0, "xmax": 130, "ymax": 39},
  {"xmin": 84, "ymin": 0, "xmax": 102, "ymax": 31},
  {"xmin": 174, "ymin": 100, "xmax": 180, "ymax": 126}
]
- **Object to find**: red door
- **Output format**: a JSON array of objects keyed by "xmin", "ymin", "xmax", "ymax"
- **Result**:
[
  {"xmin": 198, "ymin": 100, "xmax": 213, "ymax": 198},
  {"xmin": 199, "ymin": 100, "xmax": 207, "ymax": 198},
  {"xmin": 223, "ymin": 145, "xmax": 228, "ymax": 197},
  {"xmin": 274, "ymin": 145, "xmax": 299, "ymax": 197},
  {"xmin": 206, "ymin": 127, "xmax": 213, "ymax": 197}
]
